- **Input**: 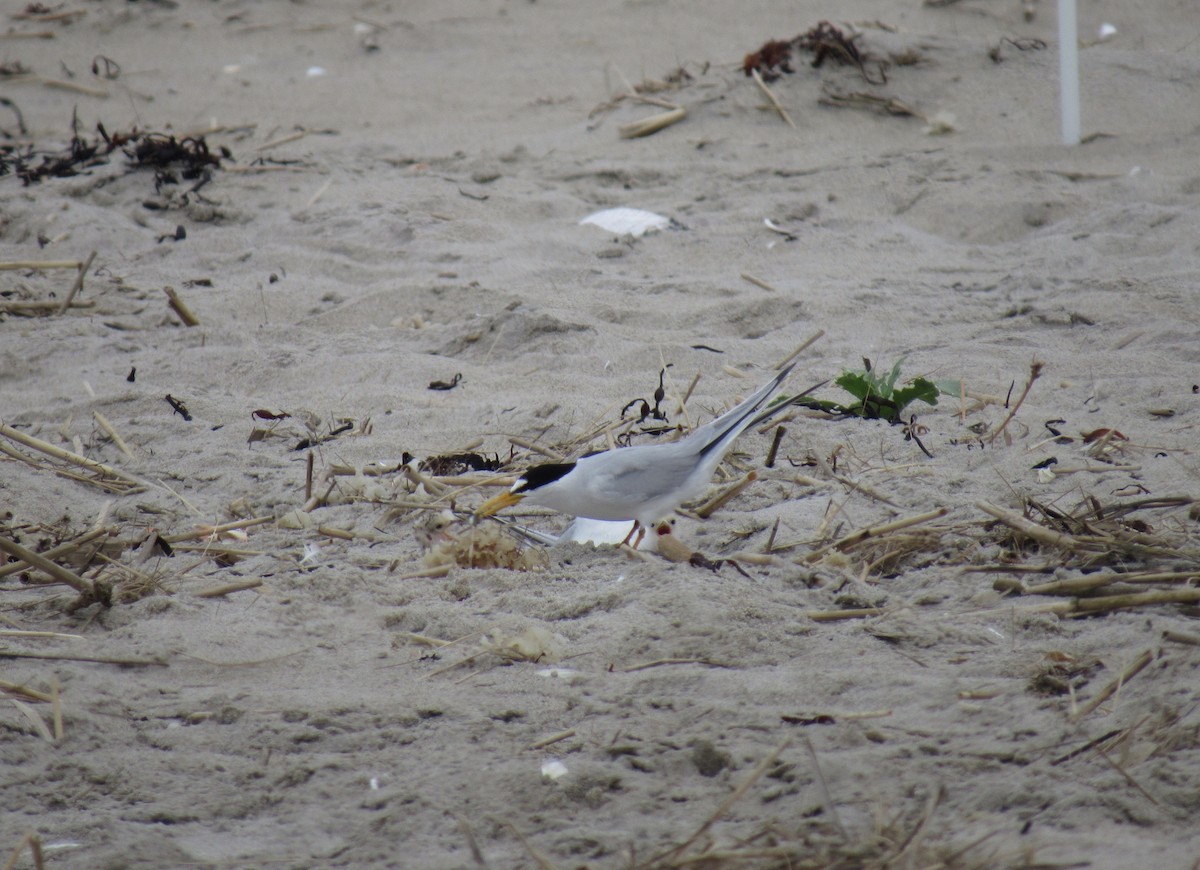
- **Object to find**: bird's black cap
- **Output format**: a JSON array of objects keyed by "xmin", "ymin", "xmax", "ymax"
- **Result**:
[{"xmin": 514, "ymin": 462, "xmax": 576, "ymax": 494}]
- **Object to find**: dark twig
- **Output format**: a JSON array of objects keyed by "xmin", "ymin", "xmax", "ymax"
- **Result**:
[
  {"xmin": 0, "ymin": 96, "xmax": 27, "ymax": 135},
  {"xmin": 988, "ymin": 361, "xmax": 1042, "ymax": 444}
]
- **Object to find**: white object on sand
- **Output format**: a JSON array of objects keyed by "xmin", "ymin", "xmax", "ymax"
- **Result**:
[
  {"xmin": 1057, "ymin": 0, "xmax": 1081, "ymax": 145},
  {"xmin": 541, "ymin": 760, "xmax": 569, "ymax": 780},
  {"xmin": 579, "ymin": 207, "xmax": 670, "ymax": 238},
  {"xmin": 559, "ymin": 517, "xmax": 633, "ymax": 545},
  {"xmin": 558, "ymin": 517, "xmax": 660, "ymax": 552},
  {"xmin": 558, "ymin": 518, "xmax": 675, "ymax": 554},
  {"xmin": 537, "ymin": 667, "xmax": 583, "ymax": 680}
]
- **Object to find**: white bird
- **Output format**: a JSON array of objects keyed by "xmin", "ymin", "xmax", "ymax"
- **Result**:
[{"xmin": 476, "ymin": 364, "xmax": 804, "ymax": 547}]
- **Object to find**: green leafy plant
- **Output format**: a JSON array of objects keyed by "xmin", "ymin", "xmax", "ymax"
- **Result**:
[{"xmin": 804, "ymin": 357, "xmax": 941, "ymax": 423}]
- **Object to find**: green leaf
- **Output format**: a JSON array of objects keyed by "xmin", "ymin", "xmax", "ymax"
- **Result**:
[
  {"xmin": 933, "ymin": 379, "xmax": 965, "ymax": 397},
  {"xmin": 835, "ymin": 371, "xmax": 873, "ymax": 402},
  {"xmin": 880, "ymin": 357, "xmax": 906, "ymax": 393},
  {"xmin": 891, "ymin": 377, "xmax": 940, "ymax": 414}
]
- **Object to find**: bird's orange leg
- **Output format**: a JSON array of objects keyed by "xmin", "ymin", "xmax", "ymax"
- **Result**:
[{"xmin": 620, "ymin": 520, "xmax": 643, "ymax": 548}]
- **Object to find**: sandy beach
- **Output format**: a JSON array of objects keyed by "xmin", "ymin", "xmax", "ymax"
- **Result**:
[{"xmin": 2, "ymin": 1, "xmax": 1199, "ymax": 867}]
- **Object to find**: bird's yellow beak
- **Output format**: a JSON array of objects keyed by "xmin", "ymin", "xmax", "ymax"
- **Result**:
[{"xmin": 475, "ymin": 491, "xmax": 525, "ymax": 518}]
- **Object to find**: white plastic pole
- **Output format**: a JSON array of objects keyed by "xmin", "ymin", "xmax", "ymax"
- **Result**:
[{"xmin": 1058, "ymin": 0, "xmax": 1081, "ymax": 145}]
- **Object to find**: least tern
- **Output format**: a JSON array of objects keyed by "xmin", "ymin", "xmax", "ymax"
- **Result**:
[{"xmin": 477, "ymin": 364, "xmax": 801, "ymax": 547}]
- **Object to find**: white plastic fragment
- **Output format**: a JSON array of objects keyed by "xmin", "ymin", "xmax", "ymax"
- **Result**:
[
  {"xmin": 579, "ymin": 207, "xmax": 670, "ymax": 238},
  {"xmin": 541, "ymin": 759, "xmax": 569, "ymax": 780},
  {"xmin": 307, "ymin": 66, "xmax": 328, "ymax": 78},
  {"xmin": 1097, "ymin": 22, "xmax": 1117, "ymax": 41}
]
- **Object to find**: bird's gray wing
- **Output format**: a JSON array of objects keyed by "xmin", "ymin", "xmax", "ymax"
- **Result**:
[{"xmin": 585, "ymin": 445, "xmax": 707, "ymax": 505}]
